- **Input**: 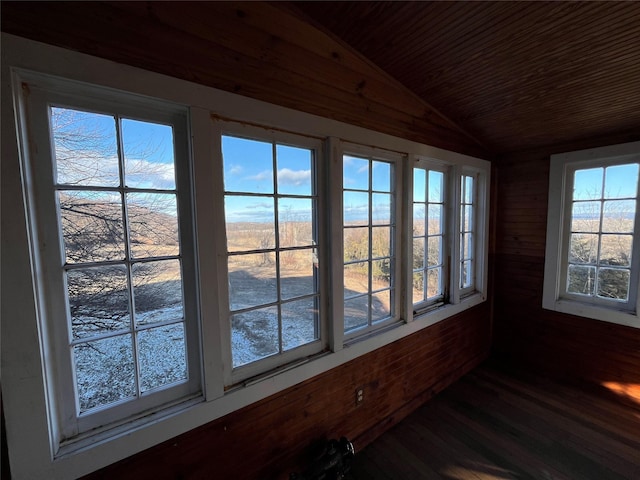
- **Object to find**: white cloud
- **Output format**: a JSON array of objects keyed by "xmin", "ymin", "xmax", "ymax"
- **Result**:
[
  {"xmin": 247, "ymin": 170, "xmax": 272, "ymax": 182},
  {"xmin": 229, "ymin": 165, "xmax": 243, "ymax": 175},
  {"xmin": 277, "ymin": 168, "xmax": 310, "ymax": 186}
]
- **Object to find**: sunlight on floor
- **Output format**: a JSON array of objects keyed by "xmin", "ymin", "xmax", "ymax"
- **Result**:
[{"xmin": 601, "ymin": 381, "xmax": 640, "ymax": 410}]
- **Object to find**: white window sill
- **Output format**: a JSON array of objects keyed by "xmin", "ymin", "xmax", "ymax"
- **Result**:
[{"xmin": 543, "ymin": 298, "xmax": 640, "ymax": 329}]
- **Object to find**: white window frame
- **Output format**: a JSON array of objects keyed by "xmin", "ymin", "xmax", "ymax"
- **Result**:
[
  {"xmin": 410, "ymin": 159, "xmax": 450, "ymax": 311},
  {"xmin": 15, "ymin": 71, "xmax": 204, "ymax": 444},
  {"xmin": 1, "ymin": 34, "xmax": 490, "ymax": 479},
  {"xmin": 212, "ymin": 120, "xmax": 328, "ymax": 385},
  {"xmin": 543, "ymin": 141, "xmax": 640, "ymax": 328},
  {"xmin": 409, "ymin": 159, "xmax": 489, "ymax": 318},
  {"xmin": 339, "ymin": 142, "xmax": 404, "ymax": 342}
]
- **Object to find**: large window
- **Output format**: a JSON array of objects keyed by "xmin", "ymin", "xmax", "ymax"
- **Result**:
[
  {"xmin": 20, "ymin": 85, "xmax": 200, "ymax": 439},
  {"xmin": 411, "ymin": 161, "xmax": 485, "ymax": 316},
  {"xmin": 342, "ymin": 150, "xmax": 399, "ymax": 337},
  {"xmin": 3, "ymin": 37, "xmax": 490, "ymax": 479},
  {"xmin": 220, "ymin": 129, "xmax": 324, "ymax": 381},
  {"xmin": 460, "ymin": 173, "xmax": 477, "ymax": 294},
  {"xmin": 543, "ymin": 141, "xmax": 640, "ymax": 328},
  {"xmin": 412, "ymin": 167, "xmax": 446, "ymax": 308}
]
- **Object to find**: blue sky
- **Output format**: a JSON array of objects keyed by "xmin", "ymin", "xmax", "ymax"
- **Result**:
[
  {"xmin": 223, "ymin": 136, "xmax": 315, "ymax": 223},
  {"xmin": 52, "ymin": 107, "xmax": 176, "ymax": 191},
  {"xmin": 574, "ymin": 164, "xmax": 639, "ymax": 201}
]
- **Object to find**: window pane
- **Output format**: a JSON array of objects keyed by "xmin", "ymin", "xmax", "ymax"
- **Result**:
[
  {"xmin": 597, "ymin": 268, "xmax": 630, "ymax": 301},
  {"xmin": 372, "ymin": 226, "xmax": 391, "ymax": 258},
  {"xmin": 231, "ymin": 306, "xmax": 279, "ymax": 368},
  {"xmin": 428, "ymin": 205, "xmax": 443, "ymax": 234},
  {"xmin": 429, "ymin": 171, "xmax": 444, "ymax": 203},
  {"xmin": 225, "ymin": 196, "xmax": 275, "ymax": 252},
  {"xmin": 344, "ymin": 262, "xmax": 369, "ymax": 298},
  {"xmin": 574, "ymin": 168, "xmax": 603, "ymax": 200},
  {"xmin": 427, "ymin": 268, "xmax": 442, "ymax": 299},
  {"xmin": 343, "ymin": 156, "xmax": 369, "ymax": 190},
  {"xmin": 427, "ymin": 236, "xmax": 441, "ymax": 267},
  {"xmin": 138, "ymin": 323, "xmax": 187, "ymax": 392},
  {"xmin": 372, "ymin": 259, "xmax": 392, "ymax": 291},
  {"xmin": 344, "ymin": 227, "xmax": 369, "ymax": 262},
  {"xmin": 344, "ymin": 296, "xmax": 368, "ymax": 331},
  {"xmin": 278, "ymin": 198, "xmax": 313, "ymax": 248},
  {"xmin": 68, "ymin": 265, "xmax": 130, "ymax": 339},
  {"xmin": 122, "ymin": 119, "xmax": 175, "ymax": 190},
  {"xmin": 464, "ymin": 176, "xmax": 474, "ymax": 204},
  {"xmin": 461, "ymin": 260, "xmax": 473, "ymax": 288},
  {"xmin": 599, "ymin": 234, "xmax": 632, "ymax": 267},
  {"xmin": 372, "ymin": 161, "xmax": 391, "ymax": 192},
  {"xmin": 282, "ymin": 298, "xmax": 318, "ymax": 350},
  {"xmin": 128, "ymin": 193, "xmax": 179, "ymax": 258},
  {"xmin": 372, "ymin": 290, "xmax": 391, "ymax": 323},
  {"xmin": 413, "ymin": 169, "xmax": 426, "ymax": 202},
  {"xmin": 462, "ymin": 205, "xmax": 473, "ymax": 232},
  {"xmin": 604, "ymin": 164, "xmax": 638, "ymax": 199},
  {"xmin": 413, "ymin": 203, "xmax": 426, "ymax": 236},
  {"xmin": 280, "ymin": 251, "xmax": 316, "ymax": 300},
  {"xmin": 571, "ymin": 201, "xmax": 601, "ymax": 233},
  {"xmin": 228, "ymin": 254, "xmax": 277, "ymax": 310},
  {"xmin": 222, "ymin": 136, "xmax": 273, "ymax": 194},
  {"xmin": 567, "ymin": 265, "xmax": 596, "ymax": 295},
  {"xmin": 133, "ymin": 260, "xmax": 183, "ymax": 326},
  {"xmin": 413, "ymin": 238, "xmax": 426, "ymax": 269},
  {"xmin": 343, "ymin": 191, "xmax": 369, "ymax": 225},
  {"xmin": 569, "ymin": 233, "xmax": 598, "ymax": 264},
  {"xmin": 276, "ymin": 144, "xmax": 312, "ymax": 196},
  {"xmin": 602, "ymin": 200, "xmax": 635, "ymax": 233},
  {"xmin": 52, "ymin": 107, "xmax": 119, "ymax": 187},
  {"xmin": 412, "ymin": 272, "xmax": 425, "ymax": 304},
  {"xmin": 372, "ymin": 193, "xmax": 392, "ymax": 224},
  {"xmin": 59, "ymin": 190, "xmax": 125, "ymax": 263},
  {"xmin": 74, "ymin": 334, "xmax": 135, "ymax": 412}
]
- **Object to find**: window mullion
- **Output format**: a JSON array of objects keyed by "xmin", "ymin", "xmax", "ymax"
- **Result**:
[
  {"xmin": 272, "ymin": 142, "xmax": 284, "ymax": 355},
  {"xmin": 450, "ymin": 166, "xmax": 462, "ymax": 304},
  {"xmin": 194, "ymin": 110, "xmax": 226, "ymax": 398},
  {"xmin": 327, "ymin": 136, "xmax": 344, "ymax": 352},
  {"xmin": 115, "ymin": 116, "xmax": 141, "ymax": 401},
  {"xmin": 401, "ymin": 157, "xmax": 414, "ymax": 322}
]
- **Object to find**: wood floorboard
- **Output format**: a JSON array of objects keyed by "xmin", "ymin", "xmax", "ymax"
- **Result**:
[{"xmin": 348, "ymin": 362, "xmax": 640, "ymax": 480}]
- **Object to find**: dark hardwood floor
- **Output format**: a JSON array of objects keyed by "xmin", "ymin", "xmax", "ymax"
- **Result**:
[{"xmin": 348, "ymin": 362, "xmax": 640, "ymax": 480}]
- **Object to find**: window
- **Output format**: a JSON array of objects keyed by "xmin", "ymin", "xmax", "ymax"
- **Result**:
[
  {"xmin": 21, "ymin": 85, "xmax": 201, "ymax": 440},
  {"xmin": 411, "ymin": 160, "xmax": 485, "ymax": 316},
  {"xmin": 342, "ymin": 148, "xmax": 400, "ymax": 338},
  {"xmin": 219, "ymin": 127, "xmax": 325, "ymax": 382},
  {"xmin": 412, "ymin": 167, "xmax": 446, "ymax": 307},
  {"xmin": 3, "ymin": 36, "xmax": 490, "ymax": 479},
  {"xmin": 543, "ymin": 141, "xmax": 640, "ymax": 328},
  {"xmin": 460, "ymin": 173, "xmax": 477, "ymax": 294}
]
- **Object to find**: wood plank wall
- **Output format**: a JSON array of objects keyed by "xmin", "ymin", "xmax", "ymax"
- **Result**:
[
  {"xmin": 0, "ymin": 1, "xmax": 486, "ymax": 158},
  {"xmin": 493, "ymin": 134, "xmax": 640, "ymax": 404},
  {"xmin": 83, "ymin": 307, "xmax": 490, "ymax": 480},
  {"xmin": 1, "ymin": 3, "xmax": 492, "ymax": 478}
]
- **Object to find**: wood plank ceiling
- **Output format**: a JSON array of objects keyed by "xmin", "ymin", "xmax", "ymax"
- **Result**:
[{"xmin": 289, "ymin": 1, "xmax": 640, "ymax": 154}]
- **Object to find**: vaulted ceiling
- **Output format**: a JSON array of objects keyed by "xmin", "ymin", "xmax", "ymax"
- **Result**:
[
  {"xmin": 2, "ymin": 2, "xmax": 639, "ymax": 156},
  {"xmin": 290, "ymin": 1, "xmax": 640, "ymax": 154}
]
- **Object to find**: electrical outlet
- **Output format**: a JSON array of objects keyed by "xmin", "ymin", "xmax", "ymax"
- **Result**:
[{"xmin": 355, "ymin": 388, "xmax": 364, "ymax": 405}]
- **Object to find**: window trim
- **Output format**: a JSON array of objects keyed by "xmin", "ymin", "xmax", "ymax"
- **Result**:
[
  {"xmin": 543, "ymin": 141, "xmax": 640, "ymax": 328},
  {"xmin": 213, "ymin": 120, "xmax": 328, "ymax": 385},
  {"xmin": 409, "ymin": 159, "xmax": 489, "ymax": 319},
  {"xmin": 340, "ymin": 142, "xmax": 405, "ymax": 342},
  {"xmin": 2, "ymin": 33, "xmax": 490, "ymax": 479},
  {"xmin": 411, "ymin": 159, "xmax": 450, "ymax": 311}
]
